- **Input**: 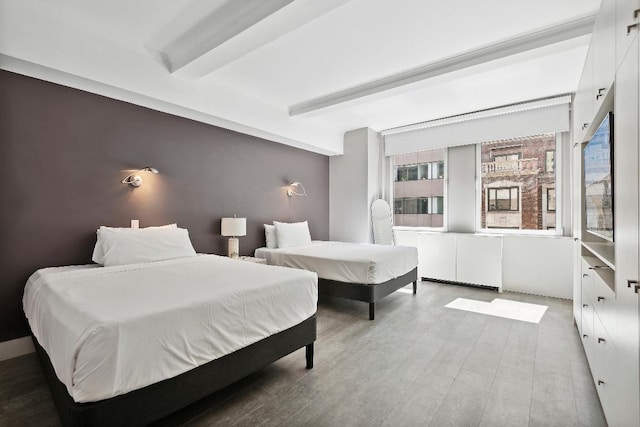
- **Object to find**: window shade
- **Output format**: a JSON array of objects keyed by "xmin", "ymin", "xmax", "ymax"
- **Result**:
[{"xmin": 383, "ymin": 96, "xmax": 571, "ymax": 156}]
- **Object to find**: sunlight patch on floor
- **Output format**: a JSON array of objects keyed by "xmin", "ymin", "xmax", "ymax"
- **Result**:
[{"xmin": 445, "ymin": 298, "xmax": 548, "ymax": 323}]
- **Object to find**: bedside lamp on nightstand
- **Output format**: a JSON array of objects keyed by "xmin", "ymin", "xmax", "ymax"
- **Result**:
[{"xmin": 221, "ymin": 216, "xmax": 246, "ymax": 259}]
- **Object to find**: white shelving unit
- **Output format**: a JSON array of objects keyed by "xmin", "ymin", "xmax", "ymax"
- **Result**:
[{"xmin": 572, "ymin": 1, "xmax": 640, "ymax": 425}]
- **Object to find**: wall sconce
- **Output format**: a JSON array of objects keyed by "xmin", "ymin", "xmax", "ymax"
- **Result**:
[
  {"xmin": 121, "ymin": 167, "xmax": 159, "ymax": 187},
  {"xmin": 287, "ymin": 182, "xmax": 307, "ymax": 197},
  {"xmin": 221, "ymin": 216, "xmax": 246, "ymax": 259}
]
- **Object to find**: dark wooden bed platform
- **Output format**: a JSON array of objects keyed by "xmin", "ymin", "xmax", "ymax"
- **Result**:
[
  {"xmin": 318, "ymin": 267, "xmax": 418, "ymax": 320},
  {"xmin": 33, "ymin": 315, "xmax": 316, "ymax": 427}
]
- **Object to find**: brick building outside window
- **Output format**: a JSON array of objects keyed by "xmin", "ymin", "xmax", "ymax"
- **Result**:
[{"xmin": 481, "ymin": 134, "xmax": 556, "ymax": 230}]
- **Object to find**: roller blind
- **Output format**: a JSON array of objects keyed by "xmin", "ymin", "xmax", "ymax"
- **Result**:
[{"xmin": 383, "ymin": 96, "xmax": 571, "ymax": 156}]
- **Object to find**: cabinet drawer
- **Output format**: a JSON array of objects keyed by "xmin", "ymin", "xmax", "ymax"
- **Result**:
[
  {"xmin": 581, "ymin": 304, "xmax": 595, "ymax": 365},
  {"xmin": 581, "ymin": 258, "xmax": 595, "ymax": 303},
  {"xmin": 592, "ymin": 271, "xmax": 616, "ymax": 334},
  {"xmin": 592, "ymin": 315, "xmax": 617, "ymax": 421}
]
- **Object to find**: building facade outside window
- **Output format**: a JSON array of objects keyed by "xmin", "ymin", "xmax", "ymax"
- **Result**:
[
  {"xmin": 481, "ymin": 134, "xmax": 556, "ymax": 230},
  {"xmin": 393, "ymin": 148, "xmax": 445, "ymax": 227}
]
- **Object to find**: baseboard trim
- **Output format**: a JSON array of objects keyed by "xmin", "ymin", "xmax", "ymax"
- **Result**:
[{"xmin": 0, "ymin": 336, "xmax": 35, "ymax": 361}]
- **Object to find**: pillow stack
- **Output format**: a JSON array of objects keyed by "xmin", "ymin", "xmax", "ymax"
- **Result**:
[
  {"xmin": 264, "ymin": 221, "xmax": 312, "ymax": 249},
  {"xmin": 92, "ymin": 224, "xmax": 196, "ymax": 267}
]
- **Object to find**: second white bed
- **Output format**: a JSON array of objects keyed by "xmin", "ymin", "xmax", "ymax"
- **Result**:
[{"xmin": 255, "ymin": 241, "xmax": 418, "ymax": 284}]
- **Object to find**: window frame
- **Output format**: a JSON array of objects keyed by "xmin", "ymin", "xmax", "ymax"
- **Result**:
[
  {"xmin": 390, "ymin": 149, "xmax": 448, "ymax": 232},
  {"xmin": 389, "ymin": 133, "xmax": 563, "ymax": 235},
  {"xmin": 477, "ymin": 133, "xmax": 562, "ymax": 236}
]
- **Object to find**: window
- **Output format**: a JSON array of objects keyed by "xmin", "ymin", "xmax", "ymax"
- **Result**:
[
  {"xmin": 545, "ymin": 150, "xmax": 555, "ymax": 173},
  {"xmin": 547, "ymin": 188, "xmax": 556, "ymax": 211},
  {"xmin": 488, "ymin": 187, "xmax": 519, "ymax": 211},
  {"xmin": 392, "ymin": 148, "xmax": 445, "ymax": 227},
  {"xmin": 394, "ymin": 197, "xmax": 444, "ymax": 215},
  {"xmin": 418, "ymin": 198, "xmax": 429, "ymax": 214},
  {"xmin": 394, "ymin": 199, "xmax": 403, "ymax": 214},
  {"xmin": 481, "ymin": 134, "xmax": 556, "ymax": 231},
  {"xmin": 494, "ymin": 153, "xmax": 520, "ymax": 162},
  {"xmin": 395, "ymin": 161, "xmax": 444, "ymax": 182},
  {"xmin": 432, "ymin": 161, "xmax": 444, "ymax": 179},
  {"xmin": 396, "ymin": 165, "xmax": 418, "ymax": 181},
  {"xmin": 404, "ymin": 198, "xmax": 418, "ymax": 214},
  {"xmin": 432, "ymin": 196, "xmax": 444, "ymax": 214}
]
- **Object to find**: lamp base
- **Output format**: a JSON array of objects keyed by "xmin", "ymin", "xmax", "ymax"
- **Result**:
[{"xmin": 228, "ymin": 237, "xmax": 239, "ymax": 259}]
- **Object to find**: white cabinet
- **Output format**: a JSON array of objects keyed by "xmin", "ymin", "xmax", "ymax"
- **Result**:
[
  {"xmin": 580, "ymin": 256, "xmax": 618, "ymax": 422},
  {"xmin": 456, "ymin": 235, "xmax": 502, "ymax": 289},
  {"xmin": 611, "ymin": 33, "xmax": 640, "ymax": 427},
  {"xmin": 615, "ymin": 0, "xmax": 640, "ymax": 70},
  {"xmin": 592, "ymin": 314, "xmax": 617, "ymax": 421},
  {"xmin": 417, "ymin": 233, "xmax": 502, "ymax": 291},
  {"xmin": 417, "ymin": 232, "xmax": 456, "ymax": 282},
  {"xmin": 574, "ymin": 0, "xmax": 615, "ymax": 143},
  {"xmin": 593, "ymin": 0, "xmax": 616, "ymax": 111},
  {"xmin": 573, "ymin": 47, "xmax": 594, "ymax": 142},
  {"xmin": 573, "ymin": 5, "xmax": 640, "ymax": 425}
]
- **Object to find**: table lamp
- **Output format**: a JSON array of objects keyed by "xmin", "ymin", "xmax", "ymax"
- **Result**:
[{"xmin": 221, "ymin": 217, "xmax": 246, "ymax": 259}]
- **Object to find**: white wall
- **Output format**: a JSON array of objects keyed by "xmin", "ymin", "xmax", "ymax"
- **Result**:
[
  {"xmin": 447, "ymin": 144, "xmax": 477, "ymax": 232},
  {"xmin": 330, "ymin": 128, "xmax": 379, "ymax": 243}
]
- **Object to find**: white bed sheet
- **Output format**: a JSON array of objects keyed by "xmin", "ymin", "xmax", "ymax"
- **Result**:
[
  {"xmin": 254, "ymin": 241, "xmax": 417, "ymax": 284},
  {"xmin": 23, "ymin": 255, "xmax": 317, "ymax": 403}
]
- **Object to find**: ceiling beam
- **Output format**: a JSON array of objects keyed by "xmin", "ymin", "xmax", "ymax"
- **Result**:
[
  {"xmin": 289, "ymin": 13, "xmax": 597, "ymax": 117},
  {"xmin": 163, "ymin": 0, "xmax": 353, "ymax": 79},
  {"xmin": 161, "ymin": 0, "xmax": 295, "ymax": 75}
]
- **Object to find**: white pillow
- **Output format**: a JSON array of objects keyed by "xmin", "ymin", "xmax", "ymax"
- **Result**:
[
  {"xmin": 92, "ymin": 224, "xmax": 178, "ymax": 265},
  {"xmin": 99, "ymin": 227, "xmax": 196, "ymax": 267},
  {"xmin": 264, "ymin": 224, "xmax": 277, "ymax": 249},
  {"xmin": 274, "ymin": 221, "xmax": 312, "ymax": 248}
]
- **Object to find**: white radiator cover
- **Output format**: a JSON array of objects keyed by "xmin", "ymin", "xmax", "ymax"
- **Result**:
[{"xmin": 395, "ymin": 230, "xmax": 573, "ymax": 299}]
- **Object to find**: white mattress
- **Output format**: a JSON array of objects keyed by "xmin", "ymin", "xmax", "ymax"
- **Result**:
[
  {"xmin": 23, "ymin": 255, "xmax": 317, "ymax": 403},
  {"xmin": 254, "ymin": 241, "xmax": 418, "ymax": 284}
]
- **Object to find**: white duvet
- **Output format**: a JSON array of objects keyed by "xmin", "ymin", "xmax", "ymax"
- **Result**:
[
  {"xmin": 255, "ymin": 241, "xmax": 418, "ymax": 284},
  {"xmin": 23, "ymin": 255, "xmax": 317, "ymax": 403}
]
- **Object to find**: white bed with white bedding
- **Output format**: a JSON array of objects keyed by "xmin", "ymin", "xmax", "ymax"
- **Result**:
[
  {"xmin": 255, "ymin": 241, "xmax": 418, "ymax": 284},
  {"xmin": 23, "ymin": 254, "xmax": 318, "ymax": 403},
  {"xmin": 255, "ymin": 238, "xmax": 418, "ymax": 320}
]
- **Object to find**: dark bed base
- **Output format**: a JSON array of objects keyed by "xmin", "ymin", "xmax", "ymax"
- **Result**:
[
  {"xmin": 33, "ymin": 315, "xmax": 316, "ymax": 427},
  {"xmin": 318, "ymin": 267, "xmax": 418, "ymax": 320}
]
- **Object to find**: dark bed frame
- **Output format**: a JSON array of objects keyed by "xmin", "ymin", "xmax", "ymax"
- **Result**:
[
  {"xmin": 318, "ymin": 267, "xmax": 417, "ymax": 320},
  {"xmin": 33, "ymin": 315, "xmax": 316, "ymax": 427}
]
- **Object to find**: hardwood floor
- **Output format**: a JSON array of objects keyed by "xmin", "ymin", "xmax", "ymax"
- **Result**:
[{"xmin": 0, "ymin": 281, "xmax": 605, "ymax": 426}]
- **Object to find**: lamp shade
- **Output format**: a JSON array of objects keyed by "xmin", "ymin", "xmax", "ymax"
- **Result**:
[{"xmin": 221, "ymin": 217, "xmax": 246, "ymax": 237}]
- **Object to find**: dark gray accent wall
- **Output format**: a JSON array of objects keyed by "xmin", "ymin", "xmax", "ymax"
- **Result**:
[{"xmin": 0, "ymin": 70, "xmax": 329, "ymax": 342}]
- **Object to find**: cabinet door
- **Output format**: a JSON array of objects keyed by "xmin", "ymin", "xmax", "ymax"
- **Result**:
[
  {"xmin": 616, "ymin": 0, "xmax": 640, "ymax": 71},
  {"xmin": 417, "ymin": 232, "xmax": 456, "ymax": 282},
  {"xmin": 456, "ymin": 235, "xmax": 502, "ymax": 290},
  {"xmin": 581, "ymin": 298, "xmax": 595, "ymax": 365},
  {"xmin": 573, "ymin": 240, "xmax": 582, "ymax": 329},
  {"xmin": 612, "ymin": 35, "xmax": 640, "ymax": 427},
  {"xmin": 593, "ymin": 0, "xmax": 616, "ymax": 109},
  {"xmin": 574, "ymin": 48, "xmax": 595, "ymax": 142},
  {"xmin": 592, "ymin": 315, "xmax": 616, "ymax": 422}
]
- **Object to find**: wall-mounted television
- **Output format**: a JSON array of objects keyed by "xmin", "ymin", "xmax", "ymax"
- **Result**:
[{"xmin": 583, "ymin": 112, "xmax": 614, "ymax": 242}]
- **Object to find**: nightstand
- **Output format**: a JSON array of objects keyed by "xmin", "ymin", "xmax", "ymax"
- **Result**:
[{"xmin": 239, "ymin": 256, "xmax": 267, "ymax": 264}]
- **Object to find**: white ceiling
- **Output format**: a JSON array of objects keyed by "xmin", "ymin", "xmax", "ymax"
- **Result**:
[{"xmin": 0, "ymin": 0, "xmax": 601, "ymax": 155}]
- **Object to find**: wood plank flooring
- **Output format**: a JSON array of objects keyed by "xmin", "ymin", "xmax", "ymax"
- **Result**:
[{"xmin": 0, "ymin": 281, "xmax": 606, "ymax": 426}]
